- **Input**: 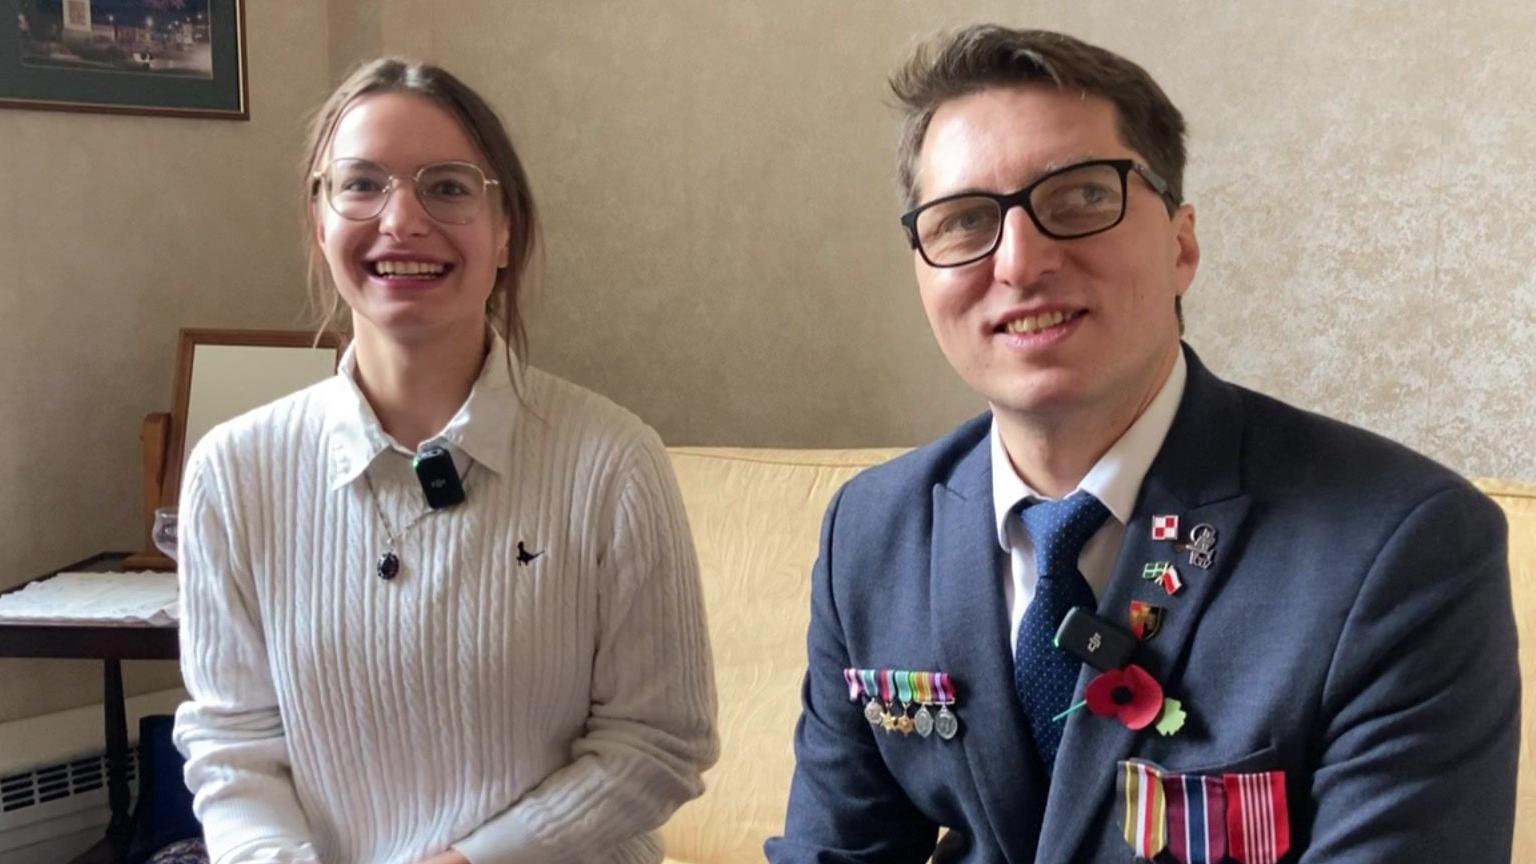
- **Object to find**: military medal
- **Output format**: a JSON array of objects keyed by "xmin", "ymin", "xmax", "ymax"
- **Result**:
[
  {"xmin": 935, "ymin": 706, "xmax": 959, "ymax": 740},
  {"xmin": 912, "ymin": 671, "xmax": 935, "ymax": 737},
  {"xmin": 876, "ymin": 669, "xmax": 900, "ymax": 732},
  {"xmin": 933, "ymin": 672, "xmax": 960, "ymax": 740},
  {"xmin": 1118, "ymin": 760, "xmax": 1170, "ymax": 860},
  {"xmin": 846, "ymin": 669, "xmax": 880, "ymax": 725},
  {"xmin": 1167, "ymin": 770, "xmax": 1228, "ymax": 863},
  {"xmin": 1114, "ymin": 762, "xmax": 1286, "ymax": 864},
  {"xmin": 864, "ymin": 700, "xmax": 883, "ymax": 725},
  {"xmin": 867, "ymin": 669, "xmax": 887, "ymax": 729},
  {"xmin": 914, "ymin": 705, "xmax": 935, "ymax": 737},
  {"xmin": 1224, "ymin": 770, "xmax": 1291, "ymax": 863},
  {"xmin": 845, "ymin": 668, "xmax": 959, "ymax": 740},
  {"xmin": 892, "ymin": 672, "xmax": 916, "ymax": 735}
]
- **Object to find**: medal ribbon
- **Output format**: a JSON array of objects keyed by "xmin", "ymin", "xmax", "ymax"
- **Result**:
[
  {"xmin": 846, "ymin": 669, "xmax": 957, "ymax": 707},
  {"xmin": 935, "ymin": 672, "xmax": 955, "ymax": 704},
  {"xmin": 843, "ymin": 668, "xmax": 860, "ymax": 701}
]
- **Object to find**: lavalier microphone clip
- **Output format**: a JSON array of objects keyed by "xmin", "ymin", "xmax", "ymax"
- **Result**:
[{"xmin": 413, "ymin": 445, "xmax": 466, "ymax": 509}]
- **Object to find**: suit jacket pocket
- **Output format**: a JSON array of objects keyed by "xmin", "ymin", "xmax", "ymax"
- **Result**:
[{"xmin": 1164, "ymin": 742, "xmax": 1279, "ymax": 778}]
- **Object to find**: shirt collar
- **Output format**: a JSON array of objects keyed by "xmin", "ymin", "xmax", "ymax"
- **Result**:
[
  {"xmin": 324, "ymin": 329, "xmax": 524, "ymax": 491},
  {"xmin": 990, "ymin": 349, "xmax": 1188, "ymax": 548}
]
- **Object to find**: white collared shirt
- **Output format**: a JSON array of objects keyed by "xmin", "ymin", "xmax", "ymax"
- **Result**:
[
  {"xmin": 324, "ymin": 333, "xmax": 522, "ymax": 488},
  {"xmin": 991, "ymin": 351, "xmax": 1188, "ymax": 653}
]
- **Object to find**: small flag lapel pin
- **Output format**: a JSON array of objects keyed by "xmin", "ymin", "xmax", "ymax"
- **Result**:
[
  {"xmin": 1158, "ymin": 563, "xmax": 1184, "ymax": 596},
  {"xmin": 1151, "ymin": 514, "xmax": 1180, "ymax": 541}
]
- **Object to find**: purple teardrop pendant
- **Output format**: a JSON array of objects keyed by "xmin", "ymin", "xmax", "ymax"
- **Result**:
[{"xmin": 377, "ymin": 551, "xmax": 400, "ymax": 581}]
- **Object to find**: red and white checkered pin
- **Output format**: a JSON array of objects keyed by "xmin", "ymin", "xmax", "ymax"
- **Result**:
[{"xmin": 1151, "ymin": 514, "xmax": 1180, "ymax": 541}]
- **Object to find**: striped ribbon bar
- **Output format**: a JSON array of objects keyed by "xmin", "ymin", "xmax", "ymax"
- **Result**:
[
  {"xmin": 860, "ymin": 669, "xmax": 879, "ymax": 702},
  {"xmin": 1224, "ymin": 770, "xmax": 1289, "ymax": 864},
  {"xmin": 934, "ymin": 672, "xmax": 957, "ymax": 704},
  {"xmin": 1164, "ymin": 771, "xmax": 1227, "ymax": 864},
  {"xmin": 842, "ymin": 668, "xmax": 861, "ymax": 701},
  {"xmin": 1117, "ymin": 760, "xmax": 1168, "ymax": 859},
  {"xmin": 843, "ymin": 669, "xmax": 955, "ymax": 705}
]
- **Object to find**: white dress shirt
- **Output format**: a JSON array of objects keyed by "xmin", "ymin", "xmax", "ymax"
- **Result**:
[{"xmin": 991, "ymin": 352, "xmax": 1188, "ymax": 653}]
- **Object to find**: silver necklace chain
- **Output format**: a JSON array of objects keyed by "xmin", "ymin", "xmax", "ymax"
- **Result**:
[{"xmin": 363, "ymin": 460, "xmax": 474, "ymax": 580}]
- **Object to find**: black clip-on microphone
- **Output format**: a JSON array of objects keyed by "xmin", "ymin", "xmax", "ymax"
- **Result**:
[{"xmin": 413, "ymin": 445, "xmax": 466, "ymax": 509}]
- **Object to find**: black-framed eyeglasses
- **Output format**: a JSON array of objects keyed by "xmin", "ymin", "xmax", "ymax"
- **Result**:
[
  {"xmin": 312, "ymin": 158, "xmax": 501, "ymax": 225},
  {"xmin": 899, "ymin": 158, "xmax": 1175, "ymax": 268}
]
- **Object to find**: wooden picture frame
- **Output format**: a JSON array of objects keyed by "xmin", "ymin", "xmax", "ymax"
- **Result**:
[
  {"xmin": 0, "ymin": 0, "xmax": 249, "ymax": 120},
  {"xmin": 125, "ymin": 328, "xmax": 342, "ymax": 569},
  {"xmin": 162, "ymin": 328, "xmax": 345, "ymax": 508}
]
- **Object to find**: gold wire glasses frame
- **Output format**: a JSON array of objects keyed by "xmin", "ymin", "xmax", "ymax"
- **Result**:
[{"xmin": 312, "ymin": 158, "xmax": 502, "ymax": 225}]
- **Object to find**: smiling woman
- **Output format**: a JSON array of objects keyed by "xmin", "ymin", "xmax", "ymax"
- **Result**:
[
  {"xmin": 300, "ymin": 63, "xmax": 537, "ymax": 382},
  {"xmin": 169, "ymin": 59, "xmax": 719, "ymax": 864}
]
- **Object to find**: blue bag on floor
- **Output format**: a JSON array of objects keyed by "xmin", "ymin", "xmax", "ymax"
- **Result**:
[{"xmin": 125, "ymin": 714, "xmax": 202, "ymax": 864}]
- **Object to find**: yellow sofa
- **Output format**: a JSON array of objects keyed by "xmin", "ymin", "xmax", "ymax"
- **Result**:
[{"xmin": 658, "ymin": 447, "xmax": 1536, "ymax": 863}]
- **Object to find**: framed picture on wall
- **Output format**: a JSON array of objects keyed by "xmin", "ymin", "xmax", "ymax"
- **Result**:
[{"xmin": 0, "ymin": 0, "xmax": 247, "ymax": 119}]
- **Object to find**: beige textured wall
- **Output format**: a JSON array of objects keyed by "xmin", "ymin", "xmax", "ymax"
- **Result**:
[
  {"xmin": 3, "ymin": 1, "xmax": 1533, "ymax": 727},
  {"xmin": 382, "ymin": 0, "xmax": 1534, "ymax": 480},
  {"xmin": 0, "ymin": 3, "xmax": 333, "ymax": 723}
]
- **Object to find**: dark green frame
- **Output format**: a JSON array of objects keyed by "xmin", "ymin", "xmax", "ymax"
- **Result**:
[{"xmin": 0, "ymin": 0, "xmax": 247, "ymax": 120}]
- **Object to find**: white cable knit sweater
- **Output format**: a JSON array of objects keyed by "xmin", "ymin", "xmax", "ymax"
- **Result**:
[{"xmin": 173, "ymin": 340, "xmax": 719, "ymax": 864}]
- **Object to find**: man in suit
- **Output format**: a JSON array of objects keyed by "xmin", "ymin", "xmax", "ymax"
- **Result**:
[{"xmin": 766, "ymin": 24, "xmax": 1519, "ymax": 863}]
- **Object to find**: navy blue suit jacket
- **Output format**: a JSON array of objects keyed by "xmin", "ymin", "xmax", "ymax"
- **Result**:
[{"xmin": 766, "ymin": 347, "xmax": 1519, "ymax": 863}]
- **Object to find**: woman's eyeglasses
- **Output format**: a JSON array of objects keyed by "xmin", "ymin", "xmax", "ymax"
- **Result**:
[{"xmin": 313, "ymin": 158, "xmax": 501, "ymax": 225}]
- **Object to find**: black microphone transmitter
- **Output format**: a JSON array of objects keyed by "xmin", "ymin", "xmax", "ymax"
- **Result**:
[
  {"xmin": 413, "ymin": 445, "xmax": 466, "ymax": 509},
  {"xmin": 1053, "ymin": 606, "xmax": 1138, "ymax": 671}
]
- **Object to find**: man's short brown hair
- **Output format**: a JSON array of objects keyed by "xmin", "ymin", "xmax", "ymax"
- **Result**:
[{"xmin": 890, "ymin": 25, "xmax": 1187, "ymax": 211}]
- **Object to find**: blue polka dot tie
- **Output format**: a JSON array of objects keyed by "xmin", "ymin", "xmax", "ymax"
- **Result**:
[{"xmin": 1014, "ymin": 490, "xmax": 1110, "ymax": 774}]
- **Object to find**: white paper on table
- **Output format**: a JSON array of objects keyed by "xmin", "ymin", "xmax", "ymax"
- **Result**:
[{"xmin": 0, "ymin": 571, "xmax": 179, "ymax": 626}]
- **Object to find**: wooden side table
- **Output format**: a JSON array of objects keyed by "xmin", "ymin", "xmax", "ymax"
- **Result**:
[{"xmin": 0, "ymin": 552, "xmax": 180, "ymax": 864}]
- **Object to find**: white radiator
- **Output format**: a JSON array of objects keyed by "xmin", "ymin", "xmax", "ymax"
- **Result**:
[
  {"xmin": 0, "ymin": 750, "xmax": 136, "ymax": 862},
  {"xmin": 0, "ymin": 688, "xmax": 185, "ymax": 863}
]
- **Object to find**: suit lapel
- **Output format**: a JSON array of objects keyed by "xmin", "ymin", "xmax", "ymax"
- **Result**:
[
  {"xmin": 1036, "ymin": 346, "xmax": 1253, "ymax": 864},
  {"xmin": 932, "ymin": 432, "xmax": 1046, "ymax": 863}
]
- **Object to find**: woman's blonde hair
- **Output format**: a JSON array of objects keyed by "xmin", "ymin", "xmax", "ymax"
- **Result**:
[{"xmin": 301, "ymin": 58, "xmax": 540, "ymax": 362}]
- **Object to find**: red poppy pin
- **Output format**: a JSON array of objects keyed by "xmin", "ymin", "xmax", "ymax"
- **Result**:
[{"xmin": 1085, "ymin": 663, "xmax": 1165, "ymax": 730}]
